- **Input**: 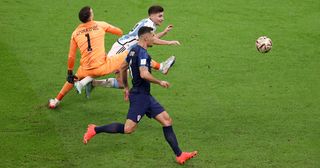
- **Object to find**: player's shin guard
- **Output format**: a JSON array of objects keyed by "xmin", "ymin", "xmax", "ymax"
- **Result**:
[
  {"xmin": 163, "ymin": 126, "xmax": 182, "ymax": 156},
  {"xmin": 94, "ymin": 123, "xmax": 124, "ymax": 134}
]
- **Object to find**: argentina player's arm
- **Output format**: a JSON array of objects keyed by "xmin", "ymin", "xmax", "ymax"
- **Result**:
[
  {"xmin": 152, "ymin": 30, "xmax": 180, "ymax": 46},
  {"xmin": 153, "ymin": 37, "xmax": 180, "ymax": 45},
  {"xmin": 155, "ymin": 24, "xmax": 173, "ymax": 38},
  {"xmin": 148, "ymin": 25, "xmax": 180, "ymax": 45},
  {"xmin": 144, "ymin": 20, "xmax": 180, "ymax": 46}
]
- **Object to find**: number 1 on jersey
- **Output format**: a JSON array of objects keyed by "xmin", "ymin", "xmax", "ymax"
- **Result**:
[{"xmin": 85, "ymin": 33, "xmax": 92, "ymax": 52}]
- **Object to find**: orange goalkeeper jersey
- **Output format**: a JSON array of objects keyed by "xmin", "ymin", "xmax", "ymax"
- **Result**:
[{"xmin": 67, "ymin": 21, "xmax": 123, "ymax": 70}]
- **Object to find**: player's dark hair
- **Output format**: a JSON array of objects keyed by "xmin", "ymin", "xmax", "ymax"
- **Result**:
[
  {"xmin": 138, "ymin": 26, "xmax": 154, "ymax": 37},
  {"xmin": 79, "ymin": 6, "xmax": 92, "ymax": 23},
  {"xmin": 148, "ymin": 5, "xmax": 164, "ymax": 15}
]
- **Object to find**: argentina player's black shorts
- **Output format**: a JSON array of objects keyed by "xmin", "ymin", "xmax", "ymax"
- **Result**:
[{"xmin": 127, "ymin": 90, "xmax": 165, "ymax": 123}]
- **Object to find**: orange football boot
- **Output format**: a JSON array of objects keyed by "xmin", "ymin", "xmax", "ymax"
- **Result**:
[
  {"xmin": 176, "ymin": 151, "xmax": 198, "ymax": 165},
  {"xmin": 83, "ymin": 124, "xmax": 96, "ymax": 144}
]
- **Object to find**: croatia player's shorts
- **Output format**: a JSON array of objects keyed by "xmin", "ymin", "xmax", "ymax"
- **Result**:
[{"xmin": 127, "ymin": 89, "xmax": 165, "ymax": 123}]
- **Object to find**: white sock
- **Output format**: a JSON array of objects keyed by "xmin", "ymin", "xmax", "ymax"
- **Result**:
[
  {"xmin": 159, "ymin": 63, "xmax": 163, "ymax": 71},
  {"xmin": 92, "ymin": 78, "xmax": 119, "ymax": 88},
  {"xmin": 79, "ymin": 76, "xmax": 94, "ymax": 88}
]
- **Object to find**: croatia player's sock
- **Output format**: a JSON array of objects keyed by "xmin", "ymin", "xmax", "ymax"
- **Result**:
[
  {"xmin": 151, "ymin": 60, "xmax": 161, "ymax": 71},
  {"xmin": 56, "ymin": 82, "xmax": 74, "ymax": 101},
  {"xmin": 163, "ymin": 126, "xmax": 182, "ymax": 156},
  {"xmin": 94, "ymin": 123, "xmax": 124, "ymax": 134}
]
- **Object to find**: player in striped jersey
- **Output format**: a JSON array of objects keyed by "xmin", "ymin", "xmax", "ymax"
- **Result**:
[{"xmin": 74, "ymin": 5, "xmax": 180, "ymax": 96}]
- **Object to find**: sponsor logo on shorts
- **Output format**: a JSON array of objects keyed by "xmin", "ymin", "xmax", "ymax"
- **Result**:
[{"xmin": 137, "ymin": 115, "xmax": 141, "ymax": 121}]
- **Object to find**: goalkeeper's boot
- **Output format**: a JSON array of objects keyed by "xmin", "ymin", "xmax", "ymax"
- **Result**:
[
  {"xmin": 83, "ymin": 124, "xmax": 96, "ymax": 144},
  {"xmin": 85, "ymin": 81, "xmax": 95, "ymax": 99},
  {"xmin": 161, "ymin": 56, "xmax": 176, "ymax": 75},
  {"xmin": 48, "ymin": 98, "xmax": 60, "ymax": 109},
  {"xmin": 74, "ymin": 81, "xmax": 83, "ymax": 94},
  {"xmin": 176, "ymin": 151, "xmax": 198, "ymax": 165}
]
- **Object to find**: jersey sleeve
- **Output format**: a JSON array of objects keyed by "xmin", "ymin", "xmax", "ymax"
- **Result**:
[
  {"xmin": 144, "ymin": 20, "xmax": 156, "ymax": 32},
  {"xmin": 67, "ymin": 34, "xmax": 78, "ymax": 70},
  {"xmin": 137, "ymin": 50, "xmax": 149, "ymax": 67},
  {"xmin": 98, "ymin": 21, "xmax": 123, "ymax": 36}
]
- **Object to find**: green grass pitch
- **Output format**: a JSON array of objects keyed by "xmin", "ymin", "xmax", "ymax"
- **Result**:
[{"xmin": 0, "ymin": 0, "xmax": 319, "ymax": 167}]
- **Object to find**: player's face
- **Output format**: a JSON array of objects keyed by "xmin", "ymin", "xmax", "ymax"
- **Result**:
[{"xmin": 151, "ymin": 12, "xmax": 164, "ymax": 26}]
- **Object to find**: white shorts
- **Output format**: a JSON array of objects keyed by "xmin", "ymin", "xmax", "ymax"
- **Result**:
[{"xmin": 108, "ymin": 40, "xmax": 137, "ymax": 57}]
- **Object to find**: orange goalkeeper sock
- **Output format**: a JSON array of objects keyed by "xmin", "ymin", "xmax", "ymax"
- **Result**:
[
  {"xmin": 56, "ymin": 82, "xmax": 74, "ymax": 101},
  {"xmin": 151, "ymin": 60, "xmax": 161, "ymax": 70}
]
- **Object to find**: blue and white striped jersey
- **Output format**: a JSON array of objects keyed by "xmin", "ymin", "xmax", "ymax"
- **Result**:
[{"xmin": 118, "ymin": 18, "xmax": 156, "ymax": 45}]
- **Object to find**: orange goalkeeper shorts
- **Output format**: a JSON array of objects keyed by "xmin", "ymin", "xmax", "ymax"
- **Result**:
[{"xmin": 76, "ymin": 51, "xmax": 128, "ymax": 79}]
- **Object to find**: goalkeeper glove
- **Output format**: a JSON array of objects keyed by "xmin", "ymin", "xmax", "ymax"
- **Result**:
[{"xmin": 66, "ymin": 70, "xmax": 78, "ymax": 84}]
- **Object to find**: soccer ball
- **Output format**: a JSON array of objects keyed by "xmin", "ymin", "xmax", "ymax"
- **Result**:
[{"xmin": 256, "ymin": 36, "xmax": 272, "ymax": 53}]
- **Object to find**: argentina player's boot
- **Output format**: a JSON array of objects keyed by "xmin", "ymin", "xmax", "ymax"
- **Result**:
[{"xmin": 161, "ymin": 56, "xmax": 176, "ymax": 75}]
